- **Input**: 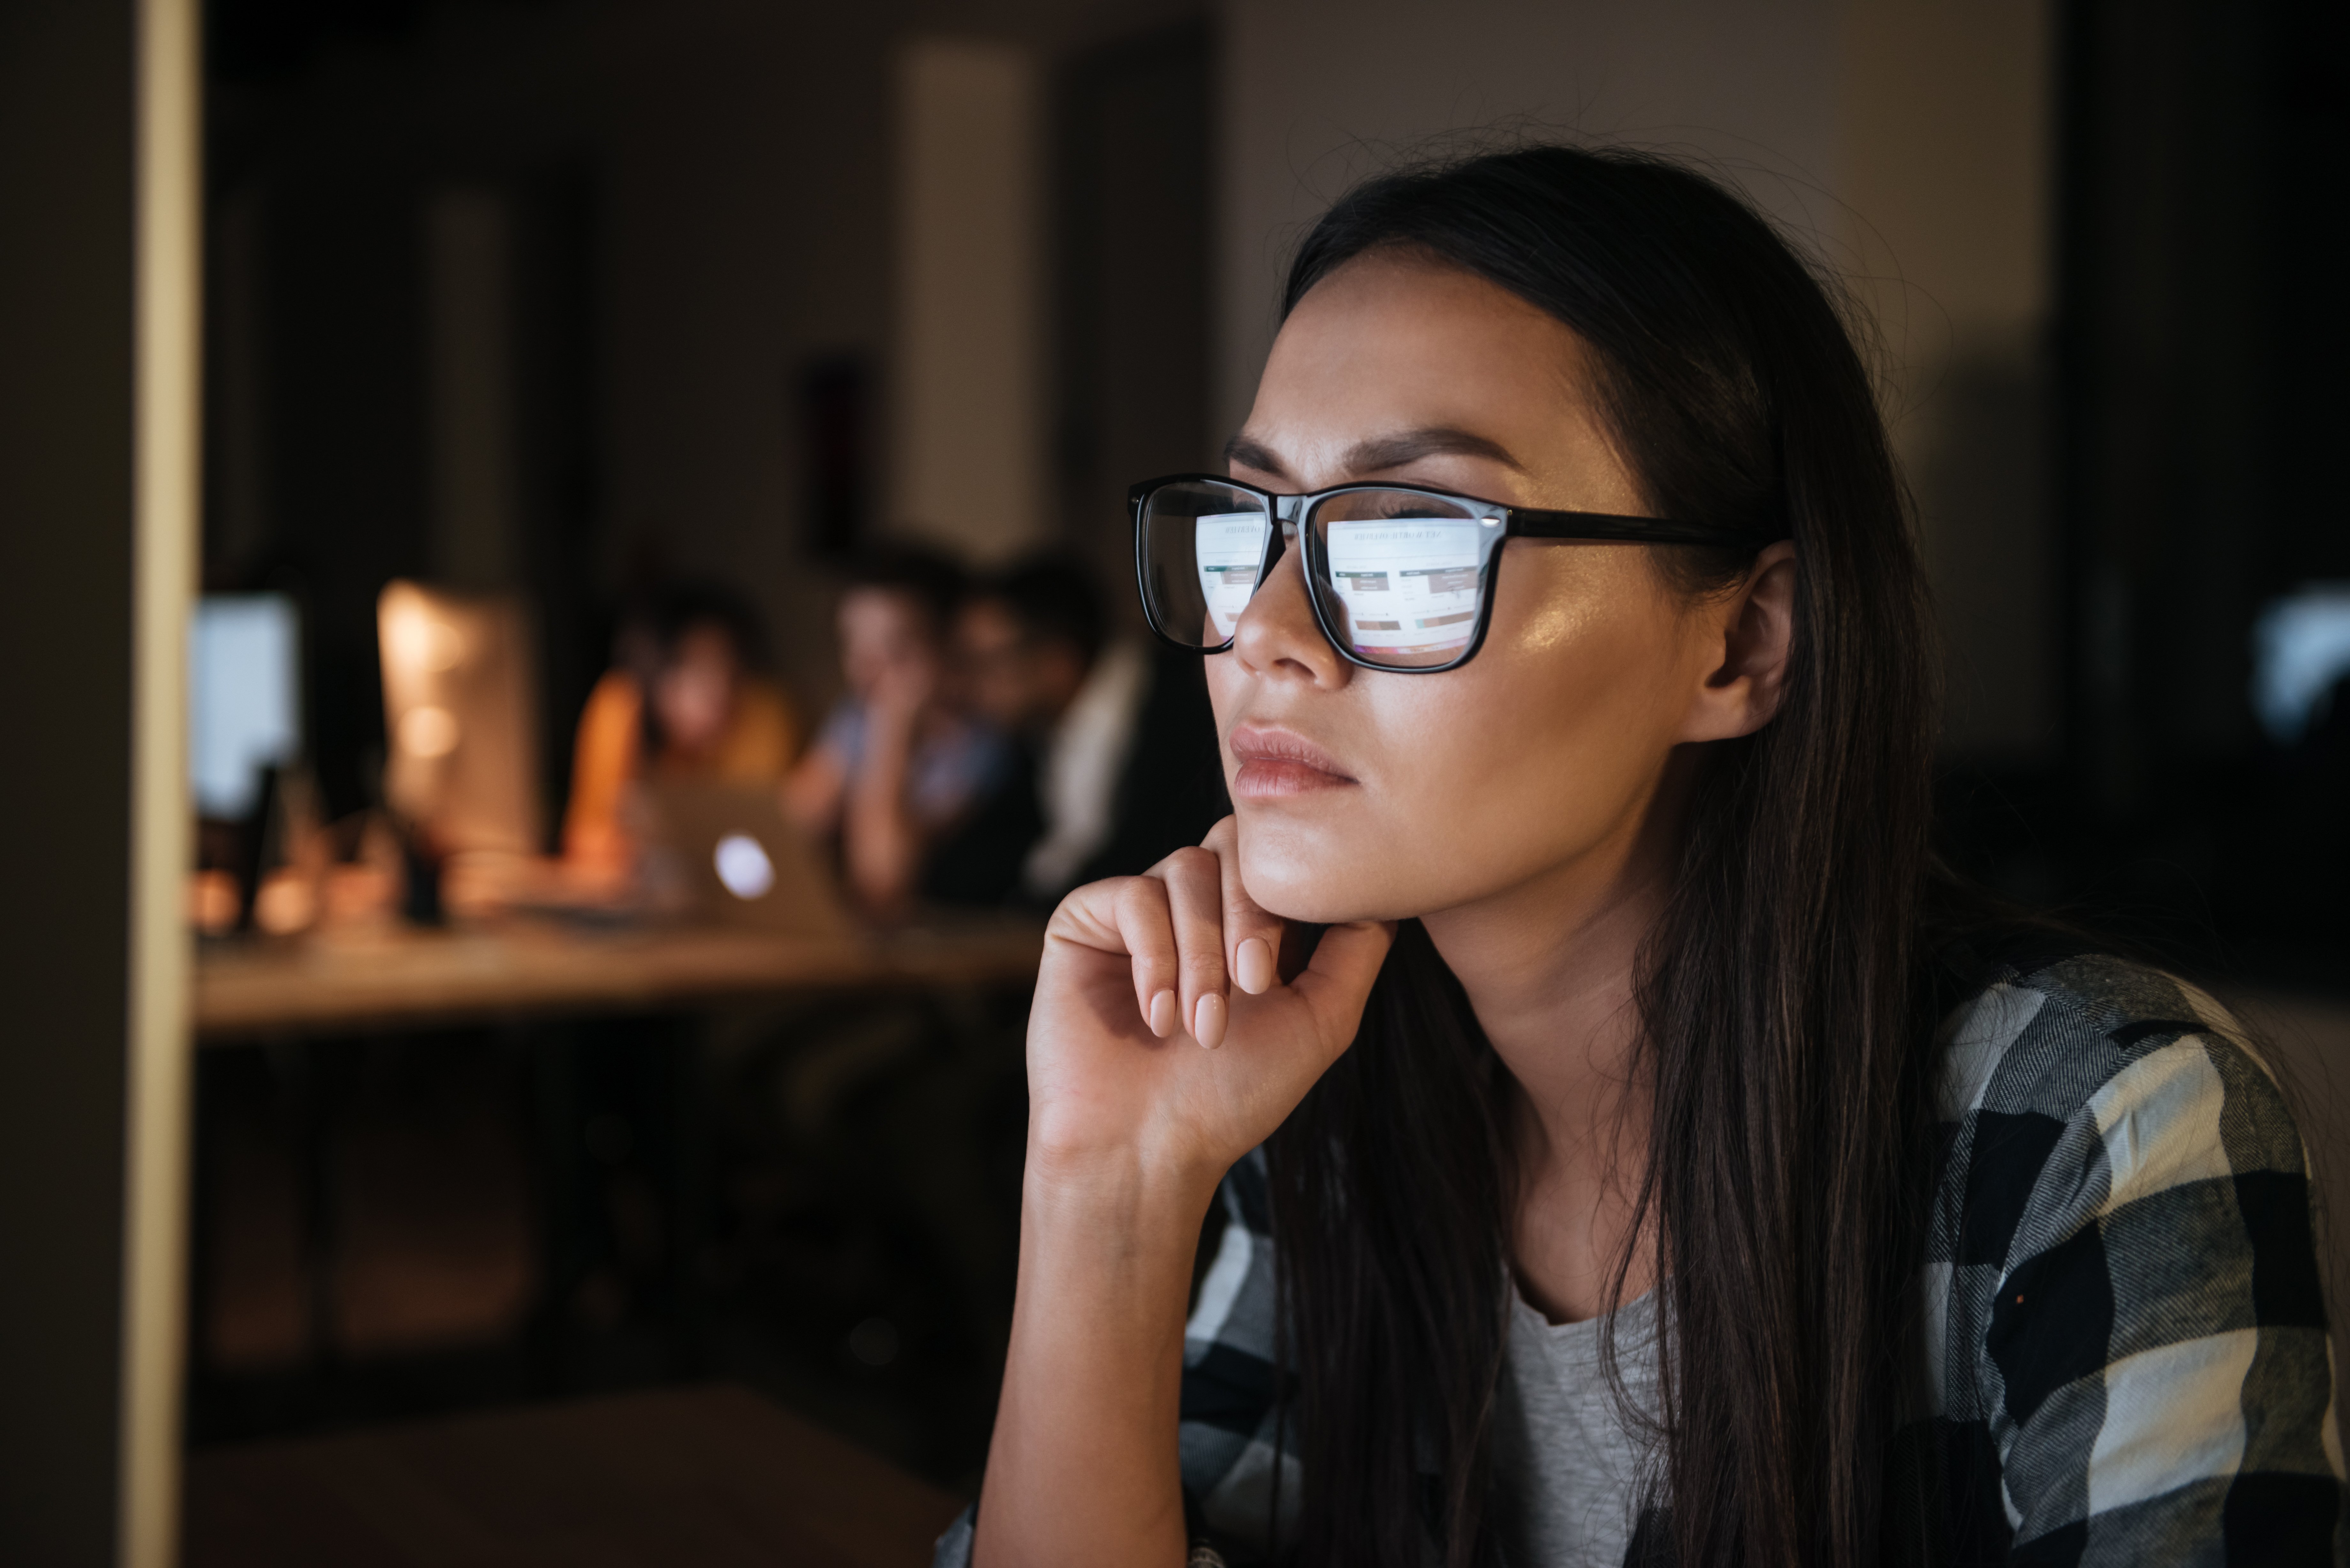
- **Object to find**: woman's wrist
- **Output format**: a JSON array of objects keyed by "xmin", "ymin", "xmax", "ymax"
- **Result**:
[
  {"xmin": 983, "ymin": 1144, "xmax": 1203, "ymax": 1568},
  {"xmin": 1021, "ymin": 1141, "xmax": 1223, "ymax": 1259}
]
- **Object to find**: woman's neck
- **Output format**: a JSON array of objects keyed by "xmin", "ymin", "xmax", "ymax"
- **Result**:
[{"xmin": 1419, "ymin": 761, "xmax": 1686, "ymax": 1324}]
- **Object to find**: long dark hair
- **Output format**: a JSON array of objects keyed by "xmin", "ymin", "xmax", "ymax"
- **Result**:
[{"xmin": 1261, "ymin": 145, "xmax": 1942, "ymax": 1568}]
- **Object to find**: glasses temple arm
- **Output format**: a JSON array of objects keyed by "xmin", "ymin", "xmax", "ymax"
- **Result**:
[{"xmin": 1506, "ymin": 508, "xmax": 1778, "ymax": 547}]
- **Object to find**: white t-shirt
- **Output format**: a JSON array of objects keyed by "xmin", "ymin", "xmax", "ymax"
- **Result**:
[{"xmin": 1490, "ymin": 1285, "xmax": 1661, "ymax": 1568}]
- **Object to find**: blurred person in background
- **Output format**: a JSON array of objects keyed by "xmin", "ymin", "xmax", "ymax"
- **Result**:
[
  {"xmin": 563, "ymin": 582, "xmax": 799, "ymax": 883},
  {"xmin": 784, "ymin": 548, "xmax": 1011, "ymax": 916},
  {"xmin": 937, "ymin": 554, "xmax": 1225, "ymax": 907}
]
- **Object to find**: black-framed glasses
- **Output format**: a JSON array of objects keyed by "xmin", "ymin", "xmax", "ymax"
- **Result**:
[{"xmin": 1130, "ymin": 473, "xmax": 1774, "ymax": 673}]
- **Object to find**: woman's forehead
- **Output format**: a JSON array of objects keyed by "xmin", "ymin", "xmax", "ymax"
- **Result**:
[
  {"xmin": 1240, "ymin": 257, "xmax": 1625, "ymax": 504},
  {"xmin": 1277, "ymin": 251, "xmax": 1577, "ymax": 370},
  {"xmin": 1257, "ymin": 260, "xmax": 1592, "ymax": 424}
]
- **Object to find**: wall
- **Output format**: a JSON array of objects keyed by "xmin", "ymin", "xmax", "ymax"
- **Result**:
[
  {"xmin": 1216, "ymin": 0, "xmax": 1845, "ymax": 434},
  {"xmin": 593, "ymin": 0, "xmax": 1208, "ymax": 707},
  {"xmin": 1216, "ymin": 0, "xmax": 2057, "ymax": 761},
  {"xmin": 1054, "ymin": 22, "xmax": 1217, "ymax": 608},
  {"xmin": 0, "ymin": 0, "xmax": 196, "ymax": 1560},
  {"xmin": 1841, "ymin": 1, "xmax": 2054, "ymax": 763},
  {"xmin": 595, "ymin": 0, "xmax": 899, "ymax": 698},
  {"xmin": 891, "ymin": 39, "xmax": 1051, "ymax": 566},
  {"xmin": 0, "ymin": 4, "xmax": 139, "ymax": 1552}
]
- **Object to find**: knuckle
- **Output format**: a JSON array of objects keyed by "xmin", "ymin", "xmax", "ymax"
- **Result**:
[
  {"xmin": 1114, "ymin": 884, "xmax": 1172, "ymax": 945},
  {"xmin": 1179, "ymin": 950, "xmax": 1227, "ymax": 982},
  {"xmin": 1080, "ymin": 875, "xmax": 1131, "ymax": 916},
  {"xmin": 1163, "ymin": 845, "xmax": 1218, "ymax": 885}
]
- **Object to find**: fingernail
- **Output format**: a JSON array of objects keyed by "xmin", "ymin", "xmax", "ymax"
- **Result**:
[
  {"xmin": 1193, "ymin": 992, "xmax": 1228, "ymax": 1050},
  {"xmin": 1235, "ymin": 937, "xmax": 1274, "ymax": 995},
  {"xmin": 1147, "ymin": 989, "xmax": 1177, "ymax": 1037}
]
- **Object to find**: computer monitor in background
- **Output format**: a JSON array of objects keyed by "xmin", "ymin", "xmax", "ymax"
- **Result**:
[
  {"xmin": 192, "ymin": 593, "xmax": 301, "ymax": 821},
  {"xmin": 2252, "ymin": 584, "xmax": 2350, "ymax": 747},
  {"xmin": 378, "ymin": 581, "xmax": 543, "ymax": 857}
]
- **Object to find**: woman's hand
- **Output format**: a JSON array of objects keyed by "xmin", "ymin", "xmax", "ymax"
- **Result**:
[
  {"xmin": 1024, "ymin": 816, "xmax": 1396, "ymax": 1199},
  {"xmin": 971, "ymin": 818, "xmax": 1391, "ymax": 1568}
]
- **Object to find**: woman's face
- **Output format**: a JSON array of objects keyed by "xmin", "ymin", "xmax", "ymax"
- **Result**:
[{"xmin": 1210, "ymin": 252, "xmax": 1775, "ymax": 924}]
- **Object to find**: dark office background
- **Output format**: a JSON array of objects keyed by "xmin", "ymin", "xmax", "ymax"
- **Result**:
[
  {"xmin": 201, "ymin": 0, "xmax": 1212, "ymax": 844},
  {"xmin": 1936, "ymin": 0, "xmax": 2350, "ymax": 986},
  {"xmin": 188, "ymin": 0, "xmax": 1217, "ymax": 1489},
  {"xmin": 175, "ymin": 0, "xmax": 2347, "ymax": 1491}
]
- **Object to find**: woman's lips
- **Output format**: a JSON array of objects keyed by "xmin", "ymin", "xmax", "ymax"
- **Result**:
[{"xmin": 1227, "ymin": 725, "xmax": 1356, "ymax": 800}]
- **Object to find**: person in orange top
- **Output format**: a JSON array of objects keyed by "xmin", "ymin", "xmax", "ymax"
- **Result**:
[{"xmin": 563, "ymin": 584, "xmax": 799, "ymax": 882}]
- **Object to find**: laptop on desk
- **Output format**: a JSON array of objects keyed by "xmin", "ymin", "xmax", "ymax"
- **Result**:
[{"xmin": 637, "ymin": 780, "xmax": 853, "ymax": 939}]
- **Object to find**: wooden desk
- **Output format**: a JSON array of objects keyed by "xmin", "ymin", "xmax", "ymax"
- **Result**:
[
  {"xmin": 189, "ymin": 918, "xmax": 1042, "ymax": 1391},
  {"xmin": 183, "ymin": 1384, "xmax": 964, "ymax": 1568},
  {"xmin": 196, "ymin": 918, "xmax": 1045, "ymax": 1042}
]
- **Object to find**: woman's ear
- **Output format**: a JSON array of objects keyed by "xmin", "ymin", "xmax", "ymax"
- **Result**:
[{"xmin": 1678, "ymin": 540, "xmax": 1797, "ymax": 743}]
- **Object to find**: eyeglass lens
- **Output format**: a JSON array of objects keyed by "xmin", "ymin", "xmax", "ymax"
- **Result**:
[
  {"xmin": 1140, "ymin": 481, "xmax": 1499, "ymax": 669},
  {"xmin": 1139, "ymin": 480, "xmax": 1273, "ymax": 648},
  {"xmin": 1310, "ymin": 490, "xmax": 1494, "ymax": 667}
]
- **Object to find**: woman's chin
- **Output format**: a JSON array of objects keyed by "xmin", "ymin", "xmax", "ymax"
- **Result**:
[{"xmin": 1235, "ymin": 846, "xmax": 1401, "ymax": 928}]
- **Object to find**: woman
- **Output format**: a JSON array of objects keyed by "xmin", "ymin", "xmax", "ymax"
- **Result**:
[
  {"xmin": 563, "ymin": 583, "xmax": 799, "ymax": 881},
  {"xmin": 954, "ymin": 147, "xmax": 2340, "ymax": 1568}
]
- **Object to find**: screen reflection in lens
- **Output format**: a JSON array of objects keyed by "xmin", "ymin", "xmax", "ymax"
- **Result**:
[
  {"xmin": 1318, "ymin": 491, "xmax": 1492, "ymax": 666},
  {"xmin": 1194, "ymin": 513, "xmax": 1268, "ymax": 640},
  {"xmin": 1144, "ymin": 481, "xmax": 1269, "ymax": 648}
]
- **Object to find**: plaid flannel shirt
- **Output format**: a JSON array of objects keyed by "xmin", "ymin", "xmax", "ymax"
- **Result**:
[{"xmin": 936, "ymin": 952, "xmax": 2343, "ymax": 1566}]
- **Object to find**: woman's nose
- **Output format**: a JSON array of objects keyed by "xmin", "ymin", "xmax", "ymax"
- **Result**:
[{"xmin": 1231, "ymin": 543, "xmax": 1349, "ymax": 687}]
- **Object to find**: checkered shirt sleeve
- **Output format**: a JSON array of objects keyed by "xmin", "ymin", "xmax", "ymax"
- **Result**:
[
  {"xmin": 1917, "ymin": 952, "xmax": 2343, "ymax": 1564},
  {"xmin": 1170, "ymin": 1148, "xmax": 1296, "ymax": 1559}
]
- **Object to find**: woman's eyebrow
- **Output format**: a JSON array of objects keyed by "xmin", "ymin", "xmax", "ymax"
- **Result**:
[
  {"xmin": 1221, "ymin": 426, "xmax": 1524, "ymax": 484},
  {"xmin": 1222, "ymin": 433, "xmax": 1290, "ymax": 478},
  {"xmin": 1343, "ymin": 427, "xmax": 1525, "ymax": 474}
]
